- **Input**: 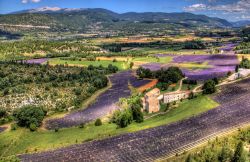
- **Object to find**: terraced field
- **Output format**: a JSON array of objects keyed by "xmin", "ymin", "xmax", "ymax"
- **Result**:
[
  {"xmin": 20, "ymin": 77, "xmax": 250, "ymax": 161},
  {"xmin": 45, "ymin": 71, "xmax": 151, "ymax": 129}
]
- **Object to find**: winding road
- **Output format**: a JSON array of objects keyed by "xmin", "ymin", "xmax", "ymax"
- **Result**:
[{"xmin": 20, "ymin": 76, "xmax": 250, "ymax": 162}]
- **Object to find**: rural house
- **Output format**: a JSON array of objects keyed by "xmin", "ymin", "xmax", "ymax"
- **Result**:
[
  {"xmin": 141, "ymin": 88, "xmax": 161, "ymax": 113},
  {"xmin": 163, "ymin": 91, "xmax": 190, "ymax": 103}
]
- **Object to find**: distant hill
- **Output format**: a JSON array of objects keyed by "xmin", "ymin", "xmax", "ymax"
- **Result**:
[
  {"xmin": 0, "ymin": 7, "xmax": 233, "ymax": 34},
  {"xmin": 233, "ymin": 20, "xmax": 250, "ymax": 27}
]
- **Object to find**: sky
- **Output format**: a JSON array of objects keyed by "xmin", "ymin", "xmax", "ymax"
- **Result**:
[{"xmin": 0, "ymin": 0, "xmax": 250, "ymax": 21}]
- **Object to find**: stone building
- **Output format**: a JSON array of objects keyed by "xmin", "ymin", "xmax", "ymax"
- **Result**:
[
  {"xmin": 141, "ymin": 88, "xmax": 161, "ymax": 113},
  {"xmin": 163, "ymin": 91, "xmax": 190, "ymax": 104}
]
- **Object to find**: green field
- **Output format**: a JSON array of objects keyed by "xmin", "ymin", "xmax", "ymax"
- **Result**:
[
  {"xmin": 132, "ymin": 56, "xmax": 172, "ymax": 63},
  {"xmin": 0, "ymin": 95, "xmax": 218, "ymax": 158},
  {"xmin": 49, "ymin": 58, "xmax": 130, "ymax": 70}
]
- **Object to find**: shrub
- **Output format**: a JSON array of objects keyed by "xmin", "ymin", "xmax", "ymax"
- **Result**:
[
  {"xmin": 95, "ymin": 119, "xmax": 102, "ymax": 126},
  {"xmin": 29, "ymin": 123, "xmax": 37, "ymax": 131},
  {"xmin": 79, "ymin": 123, "xmax": 85, "ymax": 128},
  {"xmin": 13, "ymin": 105, "xmax": 45, "ymax": 129},
  {"xmin": 131, "ymin": 105, "xmax": 144, "ymax": 123},
  {"xmin": 11, "ymin": 123, "xmax": 18, "ymax": 131},
  {"xmin": 202, "ymin": 80, "xmax": 216, "ymax": 94},
  {"xmin": 0, "ymin": 108, "xmax": 7, "ymax": 118},
  {"xmin": 117, "ymin": 109, "xmax": 133, "ymax": 128}
]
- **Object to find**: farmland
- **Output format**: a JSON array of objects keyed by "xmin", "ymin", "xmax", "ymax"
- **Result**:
[
  {"xmin": 0, "ymin": 95, "xmax": 217, "ymax": 157},
  {"xmin": 0, "ymin": 4, "xmax": 250, "ymax": 161},
  {"xmin": 19, "ymin": 77, "xmax": 250, "ymax": 161}
]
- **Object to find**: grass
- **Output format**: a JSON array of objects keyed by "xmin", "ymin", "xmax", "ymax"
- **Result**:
[
  {"xmin": 0, "ymin": 95, "xmax": 218, "ymax": 157},
  {"xmin": 132, "ymin": 56, "xmax": 172, "ymax": 64},
  {"xmin": 49, "ymin": 58, "xmax": 130, "ymax": 70},
  {"xmin": 177, "ymin": 62, "xmax": 211, "ymax": 69}
]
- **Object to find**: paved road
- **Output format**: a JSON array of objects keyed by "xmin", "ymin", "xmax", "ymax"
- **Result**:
[
  {"xmin": 20, "ymin": 77, "xmax": 250, "ymax": 162},
  {"xmin": 45, "ymin": 71, "xmax": 151, "ymax": 129}
]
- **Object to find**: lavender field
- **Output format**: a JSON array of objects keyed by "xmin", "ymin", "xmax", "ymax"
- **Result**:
[
  {"xmin": 20, "ymin": 77, "xmax": 250, "ymax": 162},
  {"xmin": 143, "ymin": 53, "xmax": 239, "ymax": 81},
  {"xmin": 45, "ymin": 71, "xmax": 151, "ymax": 129},
  {"xmin": 0, "ymin": 127, "xmax": 6, "ymax": 133},
  {"xmin": 23, "ymin": 58, "xmax": 49, "ymax": 64}
]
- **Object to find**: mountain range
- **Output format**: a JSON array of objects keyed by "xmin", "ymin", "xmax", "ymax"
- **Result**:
[{"xmin": 0, "ymin": 7, "xmax": 247, "ymax": 34}]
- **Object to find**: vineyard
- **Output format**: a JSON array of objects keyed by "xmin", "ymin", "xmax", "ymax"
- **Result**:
[{"xmin": 20, "ymin": 77, "xmax": 250, "ymax": 161}]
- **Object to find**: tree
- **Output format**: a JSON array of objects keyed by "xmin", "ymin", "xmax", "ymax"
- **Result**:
[
  {"xmin": 13, "ymin": 105, "xmax": 45, "ymax": 130},
  {"xmin": 119, "ymin": 110, "xmax": 133, "ymax": 128},
  {"xmin": 232, "ymin": 142, "xmax": 246, "ymax": 162},
  {"xmin": 136, "ymin": 67, "xmax": 152, "ymax": 79},
  {"xmin": 239, "ymin": 58, "xmax": 250, "ymax": 69},
  {"xmin": 235, "ymin": 65, "xmax": 239, "ymax": 72},
  {"xmin": 131, "ymin": 105, "xmax": 144, "ymax": 123},
  {"xmin": 130, "ymin": 62, "xmax": 134, "ymax": 69},
  {"xmin": 157, "ymin": 67, "xmax": 184, "ymax": 83},
  {"xmin": 212, "ymin": 77, "xmax": 219, "ymax": 85},
  {"xmin": 95, "ymin": 119, "xmax": 102, "ymax": 126},
  {"xmin": 202, "ymin": 80, "xmax": 216, "ymax": 94}
]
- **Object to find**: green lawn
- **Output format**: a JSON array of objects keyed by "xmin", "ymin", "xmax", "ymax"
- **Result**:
[
  {"xmin": 0, "ymin": 95, "xmax": 218, "ymax": 158},
  {"xmin": 49, "ymin": 58, "xmax": 130, "ymax": 70}
]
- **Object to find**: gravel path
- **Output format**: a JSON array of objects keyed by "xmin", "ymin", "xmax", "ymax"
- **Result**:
[
  {"xmin": 20, "ymin": 77, "xmax": 250, "ymax": 162},
  {"xmin": 45, "ymin": 71, "xmax": 151, "ymax": 129}
]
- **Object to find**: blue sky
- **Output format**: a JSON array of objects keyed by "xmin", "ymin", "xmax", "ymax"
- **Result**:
[{"xmin": 0, "ymin": 0, "xmax": 250, "ymax": 21}]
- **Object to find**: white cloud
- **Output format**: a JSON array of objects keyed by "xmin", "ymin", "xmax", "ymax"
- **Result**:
[
  {"xmin": 184, "ymin": 4, "xmax": 207, "ymax": 12},
  {"xmin": 184, "ymin": 0, "xmax": 250, "ymax": 13},
  {"xmin": 21, "ymin": 0, "xmax": 28, "ymax": 3},
  {"xmin": 31, "ymin": 0, "xmax": 41, "ymax": 2},
  {"xmin": 21, "ymin": 0, "xmax": 41, "ymax": 3}
]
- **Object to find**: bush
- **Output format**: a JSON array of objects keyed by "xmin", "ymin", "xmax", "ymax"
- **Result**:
[
  {"xmin": 86, "ymin": 55, "xmax": 96, "ymax": 61},
  {"xmin": 202, "ymin": 80, "xmax": 216, "ymax": 94},
  {"xmin": 79, "ymin": 123, "xmax": 85, "ymax": 128},
  {"xmin": 0, "ymin": 108, "xmax": 7, "ymax": 118},
  {"xmin": 11, "ymin": 123, "xmax": 18, "ymax": 131},
  {"xmin": 131, "ymin": 105, "xmax": 144, "ymax": 123},
  {"xmin": 29, "ymin": 123, "xmax": 37, "ymax": 131},
  {"xmin": 13, "ymin": 105, "xmax": 45, "ymax": 129},
  {"xmin": 95, "ymin": 119, "xmax": 102, "ymax": 126}
]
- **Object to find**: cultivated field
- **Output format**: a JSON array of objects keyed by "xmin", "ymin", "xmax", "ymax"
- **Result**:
[{"xmin": 20, "ymin": 77, "xmax": 250, "ymax": 161}]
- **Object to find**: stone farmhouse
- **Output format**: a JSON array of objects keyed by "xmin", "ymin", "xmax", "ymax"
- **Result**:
[
  {"xmin": 163, "ymin": 91, "xmax": 190, "ymax": 103},
  {"xmin": 141, "ymin": 88, "xmax": 161, "ymax": 113},
  {"xmin": 141, "ymin": 88, "xmax": 191, "ymax": 113}
]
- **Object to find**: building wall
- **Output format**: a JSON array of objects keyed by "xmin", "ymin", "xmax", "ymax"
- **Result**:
[
  {"xmin": 141, "ymin": 89, "xmax": 160, "ymax": 113},
  {"xmin": 163, "ymin": 92, "xmax": 189, "ymax": 103}
]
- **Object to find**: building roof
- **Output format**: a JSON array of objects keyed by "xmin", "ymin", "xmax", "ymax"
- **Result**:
[{"xmin": 145, "ymin": 88, "xmax": 160, "ymax": 97}]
